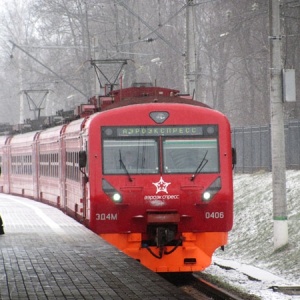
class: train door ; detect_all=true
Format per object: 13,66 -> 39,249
60,126 -> 67,212
32,132 -> 41,200
4,137 -> 12,194
79,133 -> 90,226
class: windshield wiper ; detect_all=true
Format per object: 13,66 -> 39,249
119,150 -> 133,182
190,150 -> 208,181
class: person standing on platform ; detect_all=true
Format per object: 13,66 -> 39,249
0,214 -> 4,235
0,165 -> 3,235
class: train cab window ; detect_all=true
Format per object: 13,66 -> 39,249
163,138 -> 219,174
103,139 -> 159,174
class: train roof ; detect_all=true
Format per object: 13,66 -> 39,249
0,135 -> 10,147
38,124 -> 66,140
102,95 -> 212,111
9,130 -> 40,145
0,86 -> 214,137
104,85 -> 211,110
63,117 -> 88,135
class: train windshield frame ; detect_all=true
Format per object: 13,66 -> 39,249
101,125 -> 220,175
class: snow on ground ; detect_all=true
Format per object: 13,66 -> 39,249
201,170 -> 300,299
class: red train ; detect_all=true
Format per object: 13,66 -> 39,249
0,84 -> 234,272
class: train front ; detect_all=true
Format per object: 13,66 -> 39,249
87,102 -> 234,272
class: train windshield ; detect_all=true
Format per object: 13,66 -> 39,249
163,138 -> 219,174
102,125 -> 219,175
103,139 -> 159,174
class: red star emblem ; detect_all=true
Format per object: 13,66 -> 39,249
152,177 -> 171,194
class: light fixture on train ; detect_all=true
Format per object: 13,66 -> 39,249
150,111 -> 169,124
203,191 -> 212,201
202,177 -> 221,202
206,126 -> 216,135
112,193 -> 122,202
102,178 -> 122,203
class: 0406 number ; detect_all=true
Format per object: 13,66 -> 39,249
205,212 -> 224,219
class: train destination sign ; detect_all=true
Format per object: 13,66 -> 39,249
102,125 -> 218,137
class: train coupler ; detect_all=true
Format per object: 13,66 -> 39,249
155,226 -> 175,248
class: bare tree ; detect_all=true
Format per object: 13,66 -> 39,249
0,0 -> 299,128
194,0 -> 270,126
0,0 -> 41,123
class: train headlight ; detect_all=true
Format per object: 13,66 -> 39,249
203,191 -> 212,201
202,177 -> 221,202
102,179 -> 123,203
112,193 -> 122,202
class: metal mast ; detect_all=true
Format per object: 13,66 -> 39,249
269,0 -> 288,249
185,0 -> 197,99
22,89 -> 49,120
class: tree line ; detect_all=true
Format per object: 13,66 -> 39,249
0,0 -> 299,127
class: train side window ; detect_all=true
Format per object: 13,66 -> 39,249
47,154 -> 50,176
18,155 -> 21,174
65,151 -> 80,182
75,152 -> 79,181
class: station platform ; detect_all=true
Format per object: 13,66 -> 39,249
0,194 -> 192,300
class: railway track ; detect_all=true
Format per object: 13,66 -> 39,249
163,272 -> 300,299
271,285 -> 300,296
161,272 -> 259,300
191,274 -> 246,299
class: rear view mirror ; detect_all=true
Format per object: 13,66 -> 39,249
79,151 -> 87,168
232,148 -> 237,167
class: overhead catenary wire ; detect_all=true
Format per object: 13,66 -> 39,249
116,0 -> 185,56
9,40 -> 89,99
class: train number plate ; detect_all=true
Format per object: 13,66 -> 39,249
205,212 -> 224,219
96,213 -> 118,221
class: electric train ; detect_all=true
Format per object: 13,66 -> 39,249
0,84 -> 235,272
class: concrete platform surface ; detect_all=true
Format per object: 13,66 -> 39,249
0,194 -> 192,300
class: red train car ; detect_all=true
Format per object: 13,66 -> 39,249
0,85 -> 234,273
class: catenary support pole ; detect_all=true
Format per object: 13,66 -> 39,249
185,0 -> 196,97
269,0 -> 288,249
